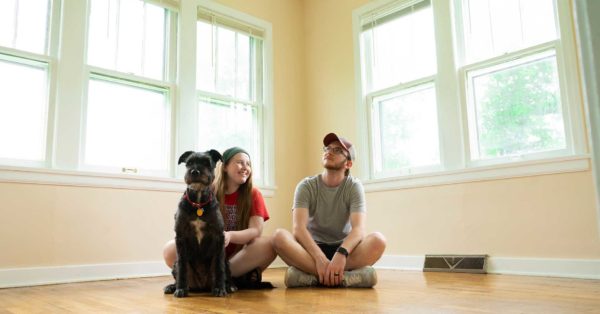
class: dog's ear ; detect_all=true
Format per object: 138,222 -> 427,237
206,149 -> 223,164
178,151 -> 195,165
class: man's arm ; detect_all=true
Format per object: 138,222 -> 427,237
326,212 -> 366,285
292,207 -> 331,284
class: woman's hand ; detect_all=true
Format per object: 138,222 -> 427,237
223,231 -> 231,247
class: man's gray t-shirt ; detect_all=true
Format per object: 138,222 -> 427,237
292,174 -> 366,245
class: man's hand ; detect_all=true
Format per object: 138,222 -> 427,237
325,253 -> 346,286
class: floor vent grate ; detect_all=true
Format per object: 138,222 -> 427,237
423,254 -> 487,274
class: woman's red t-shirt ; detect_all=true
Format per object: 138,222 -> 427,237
223,187 -> 269,258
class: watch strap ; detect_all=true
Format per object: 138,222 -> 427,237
336,246 -> 349,257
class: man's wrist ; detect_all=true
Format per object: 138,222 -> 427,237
336,246 -> 349,258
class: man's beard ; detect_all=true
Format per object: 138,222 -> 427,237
324,159 -> 346,172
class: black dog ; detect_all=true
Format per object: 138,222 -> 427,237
164,150 -> 236,297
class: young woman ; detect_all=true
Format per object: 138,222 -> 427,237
163,147 -> 276,286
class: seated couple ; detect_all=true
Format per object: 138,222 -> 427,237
163,133 -> 387,288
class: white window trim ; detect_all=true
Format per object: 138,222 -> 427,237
352,0 -> 589,192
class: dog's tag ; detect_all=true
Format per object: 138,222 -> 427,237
196,208 -> 204,217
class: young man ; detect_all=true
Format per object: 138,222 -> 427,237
272,132 -> 386,287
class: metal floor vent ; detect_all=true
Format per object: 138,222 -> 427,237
423,254 -> 488,274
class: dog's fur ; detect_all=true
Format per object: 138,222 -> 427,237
164,150 -> 235,297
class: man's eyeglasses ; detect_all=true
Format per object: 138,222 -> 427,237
323,146 -> 348,157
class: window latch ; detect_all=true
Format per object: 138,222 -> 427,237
122,167 -> 138,174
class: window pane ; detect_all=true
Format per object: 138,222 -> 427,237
373,84 -> 439,173
197,100 -> 260,178
215,27 -> 236,97
361,2 -> 436,91
85,78 -> 169,171
196,22 -> 255,101
236,33 -> 251,100
468,51 -> 565,160
0,0 -> 49,54
196,20 -> 215,92
0,57 -> 48,161
464,0 -> 557,62
88,0 -> 166,80
142,4 -> 166,79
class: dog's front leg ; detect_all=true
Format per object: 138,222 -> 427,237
211,243 -> 228,296
174,238 -> 189,298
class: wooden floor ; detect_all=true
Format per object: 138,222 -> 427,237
1,268 -> 599,313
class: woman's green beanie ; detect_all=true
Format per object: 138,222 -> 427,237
222,147 -> 250,164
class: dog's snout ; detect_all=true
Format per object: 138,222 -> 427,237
190,169 -> 200,176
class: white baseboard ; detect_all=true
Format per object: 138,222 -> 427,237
486,257 -> 600,279
373,255 -> 425,271
0,261 -> 171,288
2,256 -> 599,288
373,255 -> 600,280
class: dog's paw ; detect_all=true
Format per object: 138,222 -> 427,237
163,284 -> 176,294
211,287 -> 228,297
174,288 -> 189,298
227,283 -> 238,293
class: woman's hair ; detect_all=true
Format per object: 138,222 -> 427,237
213,149 -> 253,231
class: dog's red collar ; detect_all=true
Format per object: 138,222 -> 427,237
184,191 -> 212,217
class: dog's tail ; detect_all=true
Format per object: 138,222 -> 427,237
233,268 -> 275,290
237,280 -> 275,290
235,280 -> 275,290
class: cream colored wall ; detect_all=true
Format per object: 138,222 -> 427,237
303,0 -> 600,258
0,183 -> 176,267
2,0 -> 599,272
0,0 -> 306,269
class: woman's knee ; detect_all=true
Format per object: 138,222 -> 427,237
163,239 -> 176,268
254,236 -> 277,259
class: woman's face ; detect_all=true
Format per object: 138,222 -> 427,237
225,152 -> 251,187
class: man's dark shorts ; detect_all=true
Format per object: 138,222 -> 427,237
317,242 -> 340,260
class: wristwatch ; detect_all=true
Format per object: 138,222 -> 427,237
336,246 -> 349,258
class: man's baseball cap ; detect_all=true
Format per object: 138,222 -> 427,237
323,132 -> 356,161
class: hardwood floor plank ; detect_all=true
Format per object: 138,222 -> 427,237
0,268 -> 599,313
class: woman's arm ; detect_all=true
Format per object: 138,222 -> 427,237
226,215 -> 264,245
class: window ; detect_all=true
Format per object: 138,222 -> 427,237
459,0 -> 567,163
0,0 -> 50,55
83,0 -> 175,176
87,0 -> 166,80
466,50 -> 565,160
196,7 -> 266,184
354,0 -> 585,184
359,0 -> 440,177
84,77 -> 169,172
0,0 -> 52,165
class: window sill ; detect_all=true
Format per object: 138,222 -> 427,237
362,155 -> 590,192
0,165 -> 277,197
